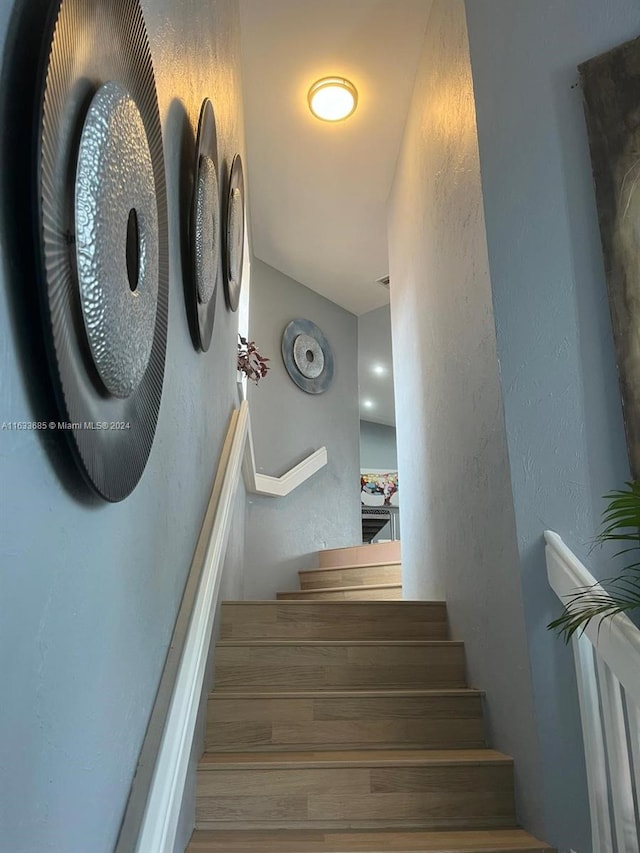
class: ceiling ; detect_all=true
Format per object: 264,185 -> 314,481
239,0 -> 432,316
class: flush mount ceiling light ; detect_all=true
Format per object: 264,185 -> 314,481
308,77 -> 358,122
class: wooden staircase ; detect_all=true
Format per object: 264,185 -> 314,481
187,544 -> 553,852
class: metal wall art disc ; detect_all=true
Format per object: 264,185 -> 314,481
75,81 -> 159,398
189,98 -> 220,351
37,0 -> 168,501
282,319 -> 334,394
224,153 -> 245,312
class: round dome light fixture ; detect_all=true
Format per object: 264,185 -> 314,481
308,77 -> 358,122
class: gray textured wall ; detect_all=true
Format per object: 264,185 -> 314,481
360,420 -> 397,470
465,1 -> 640,848
244,259 -> 361,599
0,1 -> 245,850
388,0 -> 543,836
357,303 -> 396,427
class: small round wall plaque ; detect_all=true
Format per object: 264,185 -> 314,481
188,98 -> 220,351
34,0 -> 168,502
282,319 -> 334,394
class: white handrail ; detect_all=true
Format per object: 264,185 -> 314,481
135,403 -> 248,852
131,400 -> 328,852
545,531 -> 640,707
545,530 -> 640,853
242,406 -> 328,497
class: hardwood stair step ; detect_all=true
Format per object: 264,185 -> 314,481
299,563 -> 402,590
195,749 -> 515,830
187,827 -> 555,852
206,688 -> 485,751
220,601 -> 448,641
277,583 -> 403,601
214,640 -> 467,690
318,542 -> 401,569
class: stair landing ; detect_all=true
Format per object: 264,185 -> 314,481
278,543 -> 402,601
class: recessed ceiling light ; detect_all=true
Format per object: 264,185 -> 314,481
308,77 -> 358,122
372,364 -> 386,376
362,399 -> 374,409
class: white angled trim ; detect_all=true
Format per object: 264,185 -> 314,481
135,402 -> 249,853
243,408 -> 328,497
251,448 -> 328,497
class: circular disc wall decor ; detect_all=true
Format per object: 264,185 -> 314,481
188,98 -> 220,351
282,319 -> 334,394
224,153 -> 245,312
34,0 -> 168,502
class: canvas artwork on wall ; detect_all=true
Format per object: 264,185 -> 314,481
361,469 -> 399,507
581,36 -> 640,478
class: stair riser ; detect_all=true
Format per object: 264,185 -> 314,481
220,603 -> 448,641
206,695 -> 485,751
187,828 -> 555,851
215,645 -> 466,690
196,764 -> 515,828
318,541 -> 401,568
277,586 -> 403,601
299,565 -> 401,590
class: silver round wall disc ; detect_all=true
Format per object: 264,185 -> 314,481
35,0 -> 169,502
194,155 -> 219,305
293,334 -> 324,379
188,98 -> 220,351
224,153 -> 245,312
75,81 -> 159,399
282,319 -> 334,394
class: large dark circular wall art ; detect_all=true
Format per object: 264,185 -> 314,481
188,98 -> 220,351
34,0 -> 168,502
224,153 -> 245,312
282,319 -> 334,394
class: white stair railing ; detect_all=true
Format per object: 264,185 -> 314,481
545,531 -> 640,853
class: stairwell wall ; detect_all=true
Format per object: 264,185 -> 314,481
0,1 -> 246,851
387,0 -> 544,838
244,258 -> 361,599
464,2 -> 640,849
360,421 -> 397,470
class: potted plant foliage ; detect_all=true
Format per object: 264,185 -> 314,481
549,481 -> 640,641
237,335 -> 270,385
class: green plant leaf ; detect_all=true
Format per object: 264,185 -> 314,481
549,481 -> 640,642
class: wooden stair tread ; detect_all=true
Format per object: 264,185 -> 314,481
209,688 -> 484,699
199,749 -> 511,769
222,600 -> 443,606
279,583 -> 402,595
217,640 -> 462,647
300,561 -> 402,574
187,827 -> 554,852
